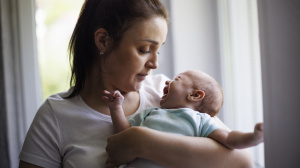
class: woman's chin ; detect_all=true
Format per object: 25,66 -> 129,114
127,80 -> 143,91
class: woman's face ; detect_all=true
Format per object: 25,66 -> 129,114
102,16 -> 168,92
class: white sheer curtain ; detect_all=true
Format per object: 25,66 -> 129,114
1,0 -> 40,167
169,1 -> 264,166
218,0 -> 264,167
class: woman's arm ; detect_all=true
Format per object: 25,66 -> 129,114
19,160 -> 43,168
105,127 -> 254,168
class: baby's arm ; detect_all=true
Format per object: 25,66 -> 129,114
102,90 -> 130,133
208,122 -> 264,149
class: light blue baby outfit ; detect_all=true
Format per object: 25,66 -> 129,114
123,107 -> 220,168
129,107 -> 220,137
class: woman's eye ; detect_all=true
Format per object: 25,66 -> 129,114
157,51 -> 160,55
139,50 -> 151,54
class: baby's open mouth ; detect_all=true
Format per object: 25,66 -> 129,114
162,85 -> 169,97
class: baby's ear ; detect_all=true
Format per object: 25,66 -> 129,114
188,90 -> 205,101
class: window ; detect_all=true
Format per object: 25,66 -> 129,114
36,0 -> 84,100
218,1 -> 264,167
170,1 -> 264,167
3,0 -> 297,167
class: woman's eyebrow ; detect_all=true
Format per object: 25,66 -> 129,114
139,39 -> 165,45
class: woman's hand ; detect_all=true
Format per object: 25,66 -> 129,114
105,127 -> 146,168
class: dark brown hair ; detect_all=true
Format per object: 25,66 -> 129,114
67,0 -> 168,98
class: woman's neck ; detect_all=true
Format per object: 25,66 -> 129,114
80,73 -> 140,116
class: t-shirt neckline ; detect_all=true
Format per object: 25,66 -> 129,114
76,89 -> 145,120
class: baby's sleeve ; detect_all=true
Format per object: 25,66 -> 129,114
198,113 -> 221,137
128,107 -> 156,127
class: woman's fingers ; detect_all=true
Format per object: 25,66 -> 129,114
105,128 -> 143,166
105,159 -> 117,168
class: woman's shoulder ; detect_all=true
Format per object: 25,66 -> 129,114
44,87 -> 78,105
46,87 -> 74,100
38,87 -> 81,116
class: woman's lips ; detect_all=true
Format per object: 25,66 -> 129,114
137,74 -> 147,80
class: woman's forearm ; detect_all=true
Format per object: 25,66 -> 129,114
105,127 -> 254,168
139,127 -> 254,168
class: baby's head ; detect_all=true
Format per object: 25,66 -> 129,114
160,70 -> 223,117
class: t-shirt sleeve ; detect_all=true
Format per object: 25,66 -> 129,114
19,100 -> 62,168
199,113 -> 221,137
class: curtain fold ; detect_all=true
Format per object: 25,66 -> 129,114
1,0 -> 27,167
0,0 -> 11,164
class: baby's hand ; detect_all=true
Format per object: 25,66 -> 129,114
102,90 -> 124,109
253,122 -> 264,144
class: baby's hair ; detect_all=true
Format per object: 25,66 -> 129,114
193,71 -> 223,117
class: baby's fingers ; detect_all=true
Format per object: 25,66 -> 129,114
102,95 -> 110,103
103,90 -> 111,96
103,90 -> 114,101
113,90 -> 122,97
255,122 -> 264,131
254,123 -> 264,143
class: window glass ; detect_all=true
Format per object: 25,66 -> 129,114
35,0 -> 84,100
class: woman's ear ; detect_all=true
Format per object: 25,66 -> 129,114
187,90 -> 205,102
94,28 -> 109,53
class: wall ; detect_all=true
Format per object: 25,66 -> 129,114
170,0 -> 221,82
257,0 -> 300,167
153,0 -> 175,78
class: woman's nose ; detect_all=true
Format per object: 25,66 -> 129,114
146,53 -> 159,69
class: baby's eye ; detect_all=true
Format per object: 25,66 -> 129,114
173,75 -> 181,80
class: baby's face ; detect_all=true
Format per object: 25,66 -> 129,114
160,71 -> 196,109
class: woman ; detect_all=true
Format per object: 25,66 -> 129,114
19,0 -> 253,167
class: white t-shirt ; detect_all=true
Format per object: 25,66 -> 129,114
19,74 -> 169,168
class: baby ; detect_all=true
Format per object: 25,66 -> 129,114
103,70 -> 263,166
